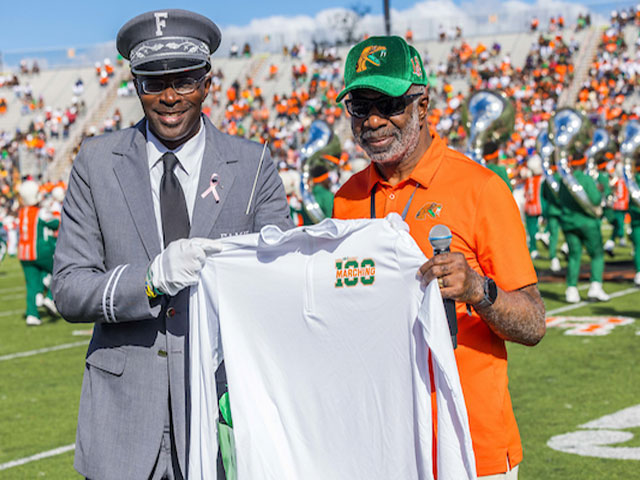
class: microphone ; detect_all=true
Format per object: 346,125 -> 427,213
428,225 -> 458,349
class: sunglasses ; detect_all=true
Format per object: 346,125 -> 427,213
344,93 -> 423,119
137,74 -> 207,95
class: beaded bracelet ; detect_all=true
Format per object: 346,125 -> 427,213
145,269 -> 164,298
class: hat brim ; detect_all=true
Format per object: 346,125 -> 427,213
132,58 -> 210,76
336,75 -> 412,102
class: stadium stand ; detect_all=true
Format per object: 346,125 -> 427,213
2,9 -> 639,226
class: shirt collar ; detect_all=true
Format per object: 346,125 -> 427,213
146,116 -> 206,176
364,131 -> 447,192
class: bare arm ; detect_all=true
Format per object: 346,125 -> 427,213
419,252 -> 546,346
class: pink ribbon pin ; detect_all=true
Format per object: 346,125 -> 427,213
200,173 -> 220,202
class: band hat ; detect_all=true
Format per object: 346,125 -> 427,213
116,9 -> 221,76
337,36 -> 427,102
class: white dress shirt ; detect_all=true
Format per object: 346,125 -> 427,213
146,117 -> 206,246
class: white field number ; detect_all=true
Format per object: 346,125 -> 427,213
548,405 -> 640,460
546,316 -> 635,336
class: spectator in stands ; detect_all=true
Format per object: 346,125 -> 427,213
405,28 -> 413,42
530,16 -> 539,32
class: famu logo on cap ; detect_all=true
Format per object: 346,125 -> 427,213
356,45 -> 387,73
337,36 -> 427,102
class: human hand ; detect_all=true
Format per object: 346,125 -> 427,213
148,238 -> 222,296
418,251 -> 484,304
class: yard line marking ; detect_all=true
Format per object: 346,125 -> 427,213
0,341 -> 89,362
547,287 -> 639,316
0,293 -> 27,301
0,285 -> 26,294
0,309 -> 24,317
0,444 -> 75,470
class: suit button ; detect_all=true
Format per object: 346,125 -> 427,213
158,350 -> 168,357
167,307 -> 176,318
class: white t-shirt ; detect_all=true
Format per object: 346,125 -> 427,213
189,214 -> 476,480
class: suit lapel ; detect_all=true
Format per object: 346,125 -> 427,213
113,121 -> 162,260
190,119 -> 236,238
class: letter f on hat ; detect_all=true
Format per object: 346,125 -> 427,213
155,12 -> 168,36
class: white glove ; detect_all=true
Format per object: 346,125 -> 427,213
149,238 -> 222,296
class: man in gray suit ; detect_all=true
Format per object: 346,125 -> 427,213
52,9 -> 291,480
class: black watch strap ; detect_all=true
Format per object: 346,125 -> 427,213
475,276 -> 497,310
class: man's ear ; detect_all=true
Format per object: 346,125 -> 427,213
203,75 -> 212,100
418,90 -> 429,122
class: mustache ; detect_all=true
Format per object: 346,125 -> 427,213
358,126 -> 401,141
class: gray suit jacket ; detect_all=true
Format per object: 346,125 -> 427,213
52,116 -> 292,480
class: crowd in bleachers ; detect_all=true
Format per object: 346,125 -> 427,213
0,57 -> 122,208
2,8 -> 640,272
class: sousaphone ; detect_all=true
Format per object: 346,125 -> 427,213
585,128 -> 615,182
549,108 -> 602,218
620,120 -> 640,208
299,120 -> 342,224
536,130 -> 560,199
461,89 -> 515,165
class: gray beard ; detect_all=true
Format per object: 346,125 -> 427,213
356,107 -> 421,166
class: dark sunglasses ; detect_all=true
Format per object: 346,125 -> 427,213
344,93 -> 422,119
137,74 -> 207,95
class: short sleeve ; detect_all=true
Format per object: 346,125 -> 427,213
474,175 -> 537,291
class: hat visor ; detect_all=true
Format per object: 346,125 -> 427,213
131,58 -> 210,76
337,75 -> 413,102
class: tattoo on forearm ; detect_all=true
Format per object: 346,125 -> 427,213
480,285 -> 546,346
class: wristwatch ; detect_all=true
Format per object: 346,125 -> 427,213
474,276 -> 497,310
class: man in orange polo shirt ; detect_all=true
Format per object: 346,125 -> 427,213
334,36 -> 546,479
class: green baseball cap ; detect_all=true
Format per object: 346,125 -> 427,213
337,35 -> 427,102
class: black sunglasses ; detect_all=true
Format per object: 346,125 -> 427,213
137,74 -> 207,95
344,93 -> 423,119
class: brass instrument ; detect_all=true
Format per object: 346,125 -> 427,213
549,108 -> 602,218
620,120 -> 640,208
461,89 -> 515,165
585,128 -> 615,182
536,130 -> 560,198
299,120 -> 342,224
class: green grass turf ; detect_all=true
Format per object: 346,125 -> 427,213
0,228 -> 638,478
0,256 -> 84,479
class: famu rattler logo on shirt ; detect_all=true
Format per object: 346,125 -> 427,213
335,257 -> 376,287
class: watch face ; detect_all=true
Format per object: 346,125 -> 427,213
487,277 -> 498,303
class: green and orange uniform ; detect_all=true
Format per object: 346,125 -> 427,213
524,173 -> 544,252
334,131 -> 537,476
0,220 -> 6,264
628,172 -> 640,274
610,176 -> 629,244
557,169 -> 603,287
301,183 -> 334,226
541,172 -> 563,261
18,206 -> 59,318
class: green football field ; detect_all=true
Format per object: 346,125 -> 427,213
0,234 -> 638,479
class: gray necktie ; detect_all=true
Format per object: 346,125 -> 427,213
160,152 -> 190,248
